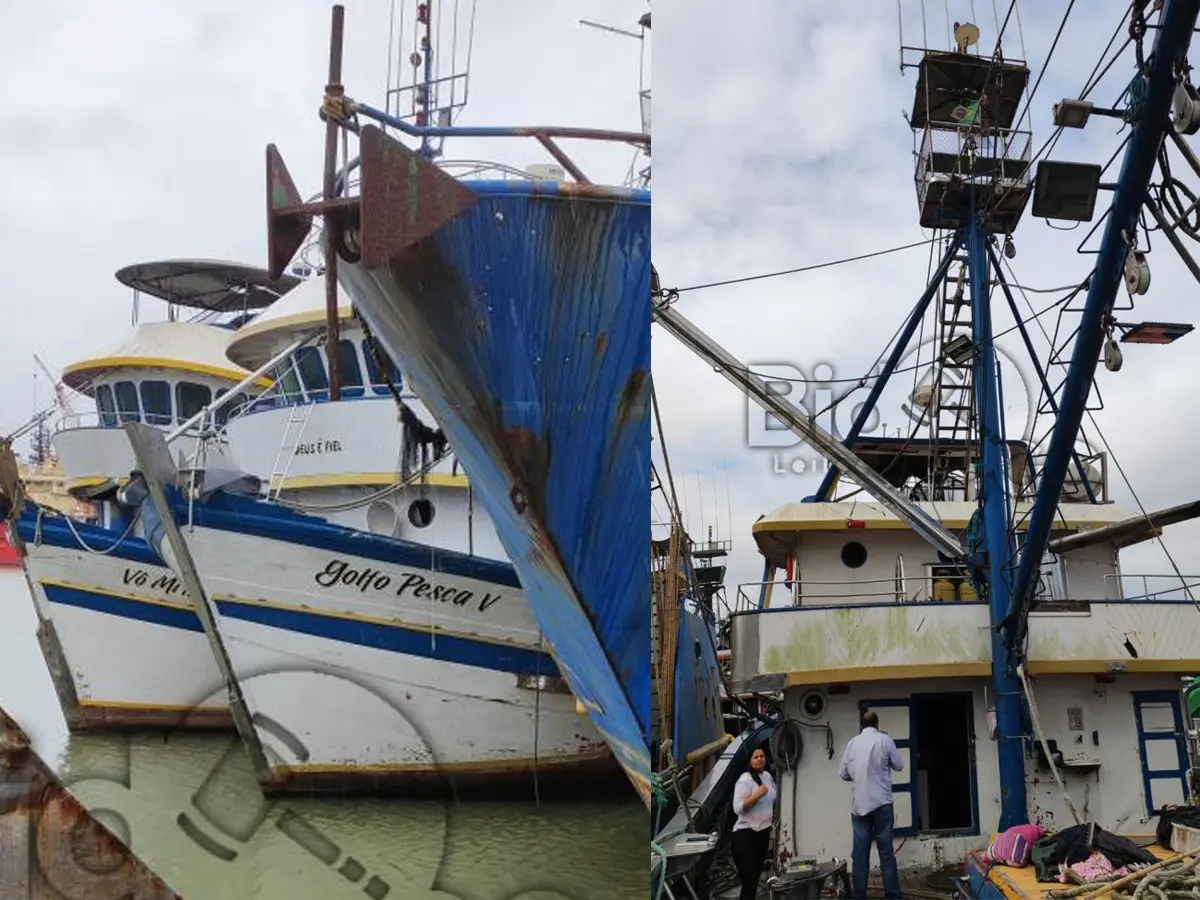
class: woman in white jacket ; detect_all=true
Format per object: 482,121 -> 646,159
730,746 -> 777,900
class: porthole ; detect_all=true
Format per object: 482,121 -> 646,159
408,498 -> 435,528
841,541 -> 867,569
365,501 -> 398,536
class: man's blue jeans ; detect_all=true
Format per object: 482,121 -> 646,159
851,803 -> 900,899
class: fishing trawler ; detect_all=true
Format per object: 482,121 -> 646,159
653,4 -> 1200,898
126,275 -> 619,796
4,259 -> 292,730
257,3 -> 654,800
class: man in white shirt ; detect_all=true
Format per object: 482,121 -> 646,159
839,709 -> 904,899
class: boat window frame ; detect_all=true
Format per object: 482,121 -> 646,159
113,380 -> 141,425
175,381 -> 213,424
138,380 -> 173,426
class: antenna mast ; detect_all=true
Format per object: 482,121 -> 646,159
386,0 -> 476,159
580,8 -> 651,186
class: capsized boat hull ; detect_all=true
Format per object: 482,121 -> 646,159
338,172 -> 652,800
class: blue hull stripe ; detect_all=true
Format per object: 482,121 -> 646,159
42,583 -> 203,632
40,582 -> 556,678
214,600 -> 559,678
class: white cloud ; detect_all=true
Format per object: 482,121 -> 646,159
653,0 -> 1200,600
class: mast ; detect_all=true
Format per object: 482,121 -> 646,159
1005,0 -> 1200,653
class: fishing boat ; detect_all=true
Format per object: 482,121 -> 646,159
653,4 -> 1200,897
3,259 -> 294,729
260,2 -> 654,801
125,275 -> 620,796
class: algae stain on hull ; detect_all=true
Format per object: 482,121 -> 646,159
763,606 -> 991,673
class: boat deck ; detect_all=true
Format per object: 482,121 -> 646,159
964,839 -> 1174,900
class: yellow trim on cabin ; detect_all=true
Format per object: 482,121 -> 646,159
210,593 -> 530,652
39,577 -> 192,611
77,700 -> 225,714
271,746 -> 613,777
783,659 -> 1200,687
1025,658 -> 1200,675
227,306 -> 353,350
275,472 -> 469,490
62,356 -> 273,389
786,662 -> 992,686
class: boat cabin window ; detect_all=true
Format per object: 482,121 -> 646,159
212,391 -> 250,427
95,384 -> 117,427
139,381 -> 172,426
337,339 -> 364,398
175,382 -> 212,423
273,360 -> 304,404
114,381 -> 141,424
295,347 -> 329,402
362,339 -> 402,395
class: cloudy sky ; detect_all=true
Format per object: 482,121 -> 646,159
652,0 -> 1200,604
0,0 -> 646,429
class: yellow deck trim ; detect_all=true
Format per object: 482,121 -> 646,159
272,746 -> 613,777
39,577 -> 193,611
978,836 -> 1169,899
62,356 -> 272,388
211,593 -> 534,653
78,700 -> 225,714
786,662 -> 991,686
1025,658 -> 1200,675
276,472 -> 469,490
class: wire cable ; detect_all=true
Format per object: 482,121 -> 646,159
667,238 -> 939,294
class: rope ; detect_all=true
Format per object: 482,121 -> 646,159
1046,852 -> 1200,899
1123,72 -> 1148,124
651,839 -> 669,900
58,506 -> 140,556
1016,664 -> 1082,825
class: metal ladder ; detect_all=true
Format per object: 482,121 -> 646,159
267,402 -> 315,500
931,244 -> 977,498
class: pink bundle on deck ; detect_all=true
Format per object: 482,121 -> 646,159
986,824 -> 1047,867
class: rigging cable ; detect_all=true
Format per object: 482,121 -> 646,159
666,238 -> 939,294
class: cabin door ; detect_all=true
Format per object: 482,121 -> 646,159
1132,690 -> 1190,817
857,699 -> 917,836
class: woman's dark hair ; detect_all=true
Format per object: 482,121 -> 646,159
747,747 -> 765,785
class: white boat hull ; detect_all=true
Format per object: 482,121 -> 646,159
18,539 -> 229,729
173,520 -> 618,794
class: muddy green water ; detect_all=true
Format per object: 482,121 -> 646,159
0,572 -> 645,899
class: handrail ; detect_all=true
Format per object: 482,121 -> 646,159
732,572 -> 1200,608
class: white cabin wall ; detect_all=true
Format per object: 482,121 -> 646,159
1020,673 -> 1182,834
793,532 -> 943,604
1060,543 -> 1120,601
779,677 -> 997,871
778,674 -> 1182,874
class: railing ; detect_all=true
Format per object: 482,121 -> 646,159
732,571 -> 1200,611
1104,573 -> 1200,602
914,120 -> 1033,217
735,569 -> 990,609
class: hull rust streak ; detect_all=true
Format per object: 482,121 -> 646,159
0,705 -> 184,898
327,127 -> 652,800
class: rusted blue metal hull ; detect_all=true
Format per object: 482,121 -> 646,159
339,178 -> 651,801
0,704 -> 184,898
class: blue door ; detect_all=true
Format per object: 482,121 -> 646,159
857,699 -> 917,836
1132,690 -> 1190,817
